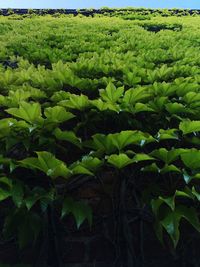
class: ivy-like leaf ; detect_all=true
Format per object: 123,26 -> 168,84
62,197 -> 92,228
161,209 -> 181,247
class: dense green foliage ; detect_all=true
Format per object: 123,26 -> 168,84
1,13 -> 200,258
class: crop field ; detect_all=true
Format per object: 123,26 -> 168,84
1,12 -> 200,266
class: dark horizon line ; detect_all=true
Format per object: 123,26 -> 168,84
1,8 -> 200,10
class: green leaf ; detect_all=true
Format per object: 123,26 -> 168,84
160,164 -> 181,174
70,165 -> 94,176
159,195 -> 175,211
176,205 -> 200,232
54,128 -> 81,148
62,197 -> 92,228
161,210 -> 181,247
124,72 -> 141,86
19,152 -> 71,179
25,187 -> 54,211
134,103 -> 155,113
106,153 -> 134,169
112,131 -> 155,151
141,163 -> 160,173
175,187 -> 194,200
99,82 -> 124,103
6,101 -> 43,124
132,153 -> 155,163
123,87 -> 151,106
89,131 -> 154,154
151,148 -> 186,164
44,106 -> 75,123
78,156 -> 103,172
166,102 -> 193,115
88,133 -> 115,154
181,149 -> 200,170
73,201 -> 93,229
156,128 -> 179,141
91,98 -> 120,112
59,94 -> 90,111
179,120 -> 200,135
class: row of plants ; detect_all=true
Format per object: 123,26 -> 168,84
1,8 -> 200,18
1,14 -> 200,265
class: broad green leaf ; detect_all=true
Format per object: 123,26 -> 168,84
134,103 -> 155,113
7,89 -> 31,107
166,102 -> 193,115
141,163 -> 160,173
156,128 -> 179,141
149,96 -> 168,112
44,106 -> 75,124
111,131 -> 155,151
54,128 -> 81,148
80,156 -> 103,172
179,120 -> 200,135
19,152 -> 71,179
99,82 -> 124,103
151,148 -> 186,164
124,72 -> 141,86
6,101 -> 43,124
70,165 -> 94,176
51,91 -> 71,102
106,153 -> 134,169
132,153 -> 155,163
181,149 -> 200,170
160,164 -> 181,174
91,98 -> 120,112
88,133 -> 115,154
123,87 -> 151,105
59,94 -> 90,111
89,131 -> 155,154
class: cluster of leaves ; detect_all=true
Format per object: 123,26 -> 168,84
1,14 -> 200,255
